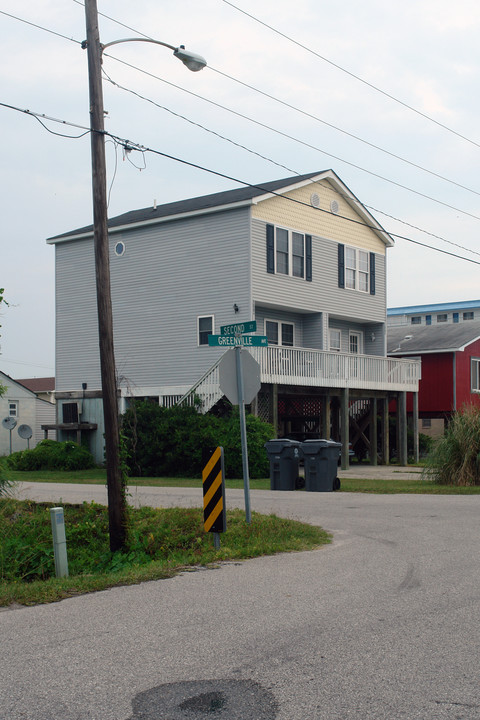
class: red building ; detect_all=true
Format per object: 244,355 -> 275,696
387,321 -> 480,431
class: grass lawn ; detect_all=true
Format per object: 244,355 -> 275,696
9,468 -> 480,494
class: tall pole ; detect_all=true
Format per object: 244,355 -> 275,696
84,0 -> 126,551
235,346 -> 252,524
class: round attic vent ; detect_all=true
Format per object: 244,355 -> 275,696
330,200 -> 339,214
310,193 -> 320,208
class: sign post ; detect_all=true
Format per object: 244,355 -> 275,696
214,321 -> 267,524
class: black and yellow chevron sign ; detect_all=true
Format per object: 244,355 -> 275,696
202,446 -> 226,534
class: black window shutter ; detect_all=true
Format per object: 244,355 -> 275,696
370,252 -> 376,295
266,224 -> 275,274
305,234 -> 312,281
338,244 -> 345,288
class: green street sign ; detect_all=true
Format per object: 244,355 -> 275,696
220,320 -> 257,336
208,334 -> 268,347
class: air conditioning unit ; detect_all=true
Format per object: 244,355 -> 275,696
62,402 -> 83,423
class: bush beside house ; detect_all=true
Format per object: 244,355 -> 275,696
121,401 -> 273,479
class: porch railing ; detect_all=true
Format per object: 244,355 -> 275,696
177,345 -> 420,413
250,345 -> 421,392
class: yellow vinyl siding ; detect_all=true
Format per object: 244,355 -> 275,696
251,179 -> 386,254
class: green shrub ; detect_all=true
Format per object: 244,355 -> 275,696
7,439 -> 95,472
423,404 -> 480,485
121,401 -> 273,479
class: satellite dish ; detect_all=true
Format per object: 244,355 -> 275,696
18,424 -> 33,440
2,417 -> 17,430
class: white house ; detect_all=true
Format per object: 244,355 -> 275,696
47,170 -> 420,466
0,372 -> 56,455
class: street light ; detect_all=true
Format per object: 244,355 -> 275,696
83,0 -> 206,551
101,38 -> 207,72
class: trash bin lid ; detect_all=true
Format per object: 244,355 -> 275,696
265,438 -> 302,449
301,439 -> 341,454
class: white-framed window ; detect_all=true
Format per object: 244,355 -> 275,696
345,246 -> 369,292
198,315 -> 214,346
275,227 -> 305,278
471,358 -> 480,393
265,320 -> 294,347
411,316 -> 421,325
329,329 -> 341,352
349,331 -> 363,354
464,311 -> 474,321
8,401 -> 18,417
437,314 -> 448,323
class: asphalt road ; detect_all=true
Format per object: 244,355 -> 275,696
2,481 -> 480,719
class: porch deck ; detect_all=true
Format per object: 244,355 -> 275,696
179,346 -> 420,412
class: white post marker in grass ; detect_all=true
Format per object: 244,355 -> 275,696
50,507 -> 69,578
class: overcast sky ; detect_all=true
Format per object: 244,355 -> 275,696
1,0 -> 480,378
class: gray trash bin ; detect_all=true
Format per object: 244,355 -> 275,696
301,439 -> 342,492
264,439 -> 302,491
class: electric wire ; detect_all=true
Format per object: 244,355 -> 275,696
0,9 -> 82,45
74,1 -> 480,198
2,99 -> 479,265
103,54 -> 480,223
5,6 -> 480,207
100,69 -> 480,259
103,136 -> 480,266
70,1 -> 480,198
221,0 -> 480,151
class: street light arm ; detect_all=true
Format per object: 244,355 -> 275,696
101,37 -> 176,53
100,38 -> 207,71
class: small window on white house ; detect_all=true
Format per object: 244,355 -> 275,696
437,314 -> 448,323
472,358 -> 480,393
464,311 -> 474,321
422,418 -> 432,428
329,329 -> 341,352
411,316 -> 421,325
198,315 -> 214,345
265,320 -> 294,346
8,402 -> 18,417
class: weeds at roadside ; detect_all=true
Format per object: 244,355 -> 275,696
0,498 -> 330,607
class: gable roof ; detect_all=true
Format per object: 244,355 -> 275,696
16,377 -> 55,393
47,169 -> 393,247
0,371 -> 37,398
387,321 -> 480,355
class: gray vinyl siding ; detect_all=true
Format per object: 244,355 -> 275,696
55,208 -> 251,391
254,307 -> 325,350
35,399 -> 56,444
251,218 -> 386,324
328,319 -> 384,355
255,307 -> 306,346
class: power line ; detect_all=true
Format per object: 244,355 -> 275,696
103,53 -> 480,224
0,9 -> 82,45
73,2 -> 480,198
6,6 -> 480,208
221,0 -> 480,151
101,70 -> 480,260
3,99 -> 479,266
108,137 -> 480,266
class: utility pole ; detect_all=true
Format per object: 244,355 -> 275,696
84,0 -> 127,552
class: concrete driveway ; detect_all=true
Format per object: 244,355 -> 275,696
2,480 -> 480,719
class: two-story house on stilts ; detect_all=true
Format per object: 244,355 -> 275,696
48,170 -> 420,468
